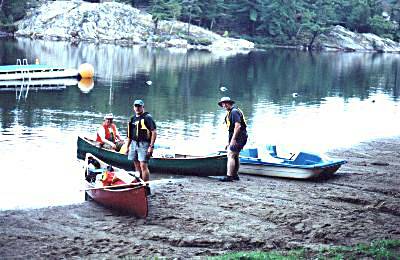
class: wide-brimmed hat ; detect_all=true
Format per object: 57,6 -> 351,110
218,97 -> 235,107
104,113 -> 114,120
133,99 -> 144,106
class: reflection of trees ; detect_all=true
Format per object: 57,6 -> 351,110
15,38 -> 238,79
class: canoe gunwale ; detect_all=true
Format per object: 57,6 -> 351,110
77,136 -> 228,176
81,136 -> 226,160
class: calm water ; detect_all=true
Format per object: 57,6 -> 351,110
1,38 -> 399,210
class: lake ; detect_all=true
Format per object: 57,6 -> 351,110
0,38 -> 399,210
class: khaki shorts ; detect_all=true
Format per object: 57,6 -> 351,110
128,141 -> 150,162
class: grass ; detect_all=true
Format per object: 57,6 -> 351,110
210,239 -> 400,260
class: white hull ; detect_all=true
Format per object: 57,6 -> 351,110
239,164 -> 330,179
0,69 -> 78,81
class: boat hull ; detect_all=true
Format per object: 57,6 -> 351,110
77,136 -> 227,176
239,147 -> 346,179
85,182 -> 148,218
239,163 -> 342,179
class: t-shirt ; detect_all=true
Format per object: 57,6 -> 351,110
228,107 -> 247,141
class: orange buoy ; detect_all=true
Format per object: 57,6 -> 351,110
78,78 -> 94,93
78,63 -> 94,79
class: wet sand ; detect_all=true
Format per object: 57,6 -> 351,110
1,137 -> 399,259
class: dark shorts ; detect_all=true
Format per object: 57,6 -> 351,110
229,134 -> 247,153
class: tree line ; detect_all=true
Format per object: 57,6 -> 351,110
1,0 -> 399,47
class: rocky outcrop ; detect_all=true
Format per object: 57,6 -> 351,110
15,0 -> 254,53
317,25 -> 400,53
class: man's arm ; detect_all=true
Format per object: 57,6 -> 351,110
230,122 -> 241,146
98,127 -> 116,149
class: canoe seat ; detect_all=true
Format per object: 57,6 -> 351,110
240,148 -> 258,158
265,144 -> 277,157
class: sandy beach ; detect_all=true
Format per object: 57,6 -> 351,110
1,137 -> 399,259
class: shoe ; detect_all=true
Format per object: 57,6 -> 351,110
219,175 -> 240,182
145,186 -> 151,196
232,175 -> 240,181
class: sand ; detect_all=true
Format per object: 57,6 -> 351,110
1,137 -> 399,259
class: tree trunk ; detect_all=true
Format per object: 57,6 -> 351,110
169,21 -> 175,34
187,15 -> 192,36
308,32 -> 318,50
154,19 -> 159,35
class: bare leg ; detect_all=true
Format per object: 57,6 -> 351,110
227,150 -> 238,177
139,162 -> 150,182
133,161 -> 141,176
233,154 -> 240,176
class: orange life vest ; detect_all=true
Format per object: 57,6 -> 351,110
96,123 -> 117,144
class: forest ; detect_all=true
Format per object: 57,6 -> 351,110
1,0 -> 399,46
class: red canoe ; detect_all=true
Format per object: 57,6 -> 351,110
84,153 -> 148,218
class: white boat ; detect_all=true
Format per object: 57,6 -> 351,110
239,145 -> 346,179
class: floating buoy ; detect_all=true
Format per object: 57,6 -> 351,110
146,80 -> 152,86
220,86 -> 228,92
292,93 -> 298,98
78,78 -> 94,93
78,63 -> 94,79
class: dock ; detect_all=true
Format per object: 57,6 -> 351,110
0,64 -> 79,81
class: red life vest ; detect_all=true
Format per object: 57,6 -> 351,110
101,171 -> 125,186
96,123 -> 117,144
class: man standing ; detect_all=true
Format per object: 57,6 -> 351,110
126,100 -> 157,182
96,113 -> 124,151
218,97 -> 248,182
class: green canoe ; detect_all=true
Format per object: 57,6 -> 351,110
77,136 -> 227,176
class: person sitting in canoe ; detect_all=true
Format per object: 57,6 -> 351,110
96,113 -> 124,151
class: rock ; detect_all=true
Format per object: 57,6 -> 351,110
15,0 -> 254,54
317,25 -> 400,53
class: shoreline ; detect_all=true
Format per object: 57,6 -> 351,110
1,136 -> 399,258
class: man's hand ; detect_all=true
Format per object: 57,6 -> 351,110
146,146 -> 154,160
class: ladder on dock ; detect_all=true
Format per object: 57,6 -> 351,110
16,59 -> 31,100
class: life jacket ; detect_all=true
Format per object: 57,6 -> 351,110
101,170 -> 125,186
127,112 -> 151,142
224,107 -> 247,132
96,123 -> 117,144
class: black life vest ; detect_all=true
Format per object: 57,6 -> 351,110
128,112 -> 151,142
224,107 -> 247,133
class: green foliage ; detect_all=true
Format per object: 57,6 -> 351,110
368,15 -> 397,37
210,239 -> 400,260
0,0 -> 27,25
185,36 -> 212,45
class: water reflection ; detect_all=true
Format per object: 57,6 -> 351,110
0,38 -> 399,209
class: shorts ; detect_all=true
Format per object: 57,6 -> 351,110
128,141 -> 150,162
229,134 -> 247,153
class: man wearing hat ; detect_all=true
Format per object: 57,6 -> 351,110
218,97 -> 248,181
126,99 -> 157,182
96,113 -> 124,151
